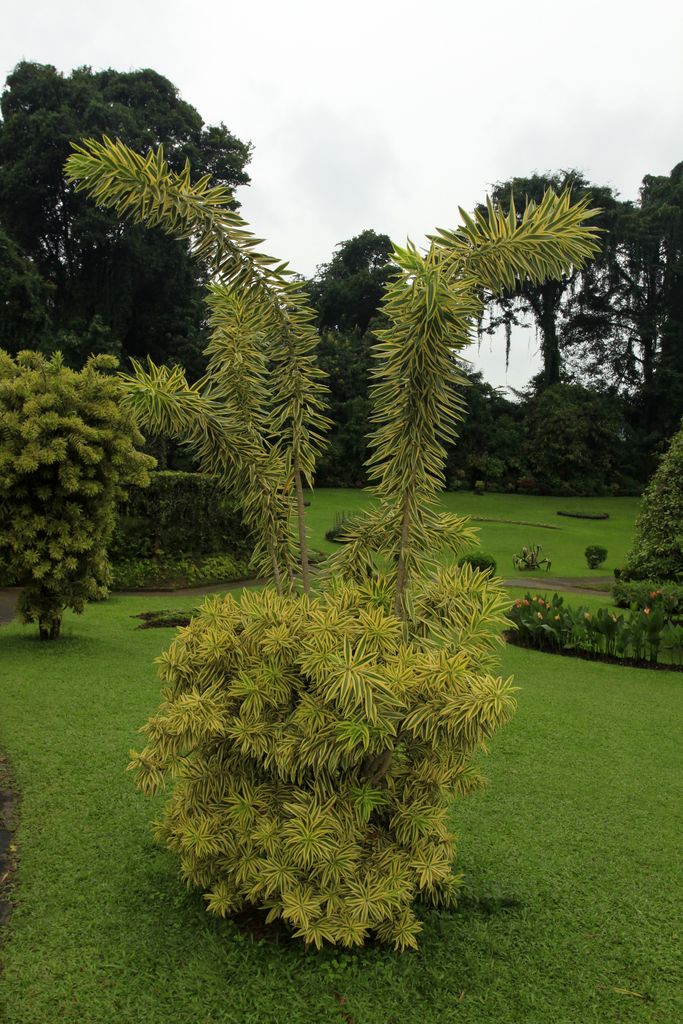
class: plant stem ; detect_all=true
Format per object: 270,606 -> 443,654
267,537 -> 283,596
293,458 -> 310,595
393,491 -> 411,618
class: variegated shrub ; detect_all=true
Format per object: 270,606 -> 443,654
66,138 -> 599,948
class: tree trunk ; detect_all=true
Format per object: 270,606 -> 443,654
539,283 -> 561,386
293,459 -> 310,595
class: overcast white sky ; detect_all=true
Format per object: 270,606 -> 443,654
3,0 -> 682,390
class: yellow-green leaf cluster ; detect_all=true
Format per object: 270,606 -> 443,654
129,567 -> 515,949
0,350 -> 154,637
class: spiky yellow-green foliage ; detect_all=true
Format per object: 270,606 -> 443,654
330,191 -> 600,613
65,137 -> 329,592
67,141 -> 600,948
129,565 -> 515,950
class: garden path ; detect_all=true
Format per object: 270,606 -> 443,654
0,577 -> 613,627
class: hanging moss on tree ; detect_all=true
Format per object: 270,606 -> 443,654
0,351 -> 154,638
66,138 -> 599,948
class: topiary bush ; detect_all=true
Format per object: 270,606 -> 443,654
622,417 -> 683,581
132,567 -> 514,949
0,350 -> 153,638
457,550 -> 497,574
69,137 -> 599,948
585,545 -> 608,569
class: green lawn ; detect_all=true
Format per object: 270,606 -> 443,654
307,489 -> 640,579
1,592 -> 681,1024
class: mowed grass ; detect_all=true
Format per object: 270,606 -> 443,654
1,593 -> 681,1024
307,489 -> 640,579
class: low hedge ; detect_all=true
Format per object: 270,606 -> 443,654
111,553 -> 251,591
111,471 -> 251,562
612,579 -> 683,616
557,510 -> 609,520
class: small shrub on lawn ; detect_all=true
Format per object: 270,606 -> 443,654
325,511 -> 355,543
0,351 -> 153,639
457,550 -> 497,574
512,543 -> 551,572
585,545 -> 608,569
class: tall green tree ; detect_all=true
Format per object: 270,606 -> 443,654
308,229 -> 394,334
0,62 -> 251,375
480,171 -> 618,387
564,163 -> 683,441
0,224 -> 51,352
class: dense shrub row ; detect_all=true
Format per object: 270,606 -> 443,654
612,580 -> 683,617
508,593 -> 683,666
111,471 -> 251,561
111,553 -> 250,590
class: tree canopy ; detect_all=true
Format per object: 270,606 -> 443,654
0,62 -> 252,375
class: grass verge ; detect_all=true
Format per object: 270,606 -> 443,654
0,593 -> 680,1024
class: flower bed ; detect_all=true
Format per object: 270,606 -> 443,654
507,593 -> 683,669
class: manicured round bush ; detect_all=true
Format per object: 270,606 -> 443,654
0,350 -> 153,638
457,550 -> 497,574
585,545 -> 608,569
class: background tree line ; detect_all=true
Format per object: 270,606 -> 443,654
1,61 -> 681,495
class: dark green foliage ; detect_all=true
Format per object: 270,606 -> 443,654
110,470 -> 251,561
584,545 -> 608,569
563,162 -> 683,446
612,579 -> 683,617
623,417 -> 683,581
315,331 -> 373,486
0,62 -> 251,377
110,553 -> 250,590
0,225 -> 51,353
325,511 -> 355,543
557,510 -> 609,520
481,171 -> 619,387
522,384 -> 628,496
308,230 -> 394,335
0,350 -> 153,637
457,551 -> 497,574
445,370 -> 524,491
508,592 -> 683,666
